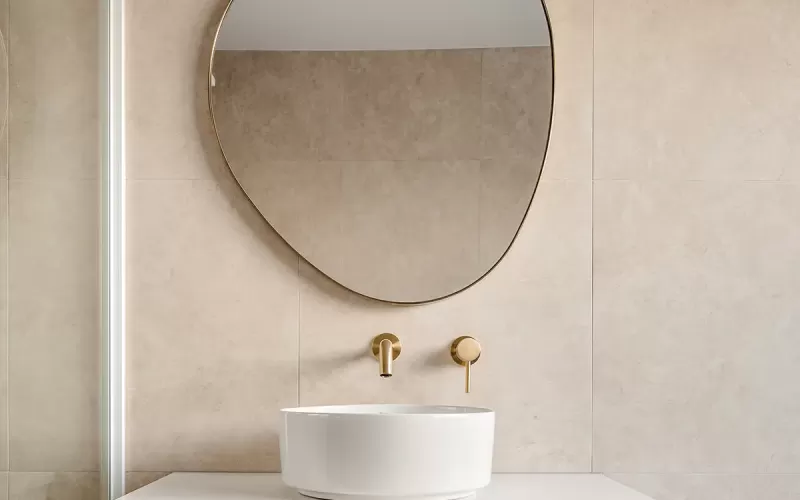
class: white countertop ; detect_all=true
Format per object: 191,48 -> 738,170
122,473 -> 655,500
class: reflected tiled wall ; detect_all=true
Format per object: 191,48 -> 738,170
126,0 -> 800,499
211,48 -> 552,301
1,0 -> 101,498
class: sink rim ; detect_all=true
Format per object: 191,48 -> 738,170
282,403 -> 493,416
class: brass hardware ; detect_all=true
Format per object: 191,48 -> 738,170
450,336 -> 482,393
371,333 -> 401,377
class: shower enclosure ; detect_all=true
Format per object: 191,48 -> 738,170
0,0 -> 125,498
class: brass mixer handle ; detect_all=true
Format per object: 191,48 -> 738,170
450,336 -> 481,393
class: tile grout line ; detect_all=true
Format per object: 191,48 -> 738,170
590,0 -> 596,474
4,0 -> 9,481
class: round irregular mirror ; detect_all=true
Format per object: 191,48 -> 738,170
210,0 -> 553,303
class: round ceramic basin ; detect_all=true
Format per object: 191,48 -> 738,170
280,404 -> 495,500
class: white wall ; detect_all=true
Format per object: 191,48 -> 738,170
215,0 -> 551,51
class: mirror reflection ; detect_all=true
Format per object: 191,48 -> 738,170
211,0 -> 553,303
0,22 -> 7,145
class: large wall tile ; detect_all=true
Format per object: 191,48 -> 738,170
0,473 -> 6,500
0,0 -> 8,179
128,0 -> 228,179
8,181 -> 98,471
340,50 -> 482,161
594,181 -> 800,473
212,51 -> 346,162
595,0 -> 800,180
539,0 -> 592,180
127,179 -> 300,471
298,180 -> 592,472
9,0 -> 98,180
8,473 -> 98,500
481,47 -> 552,162
609,474 -> 800,500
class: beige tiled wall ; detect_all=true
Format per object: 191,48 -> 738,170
2,0 -> 101,498
126,0 -> 800,499
592,0 -> 800,497
127,0 -> 592,475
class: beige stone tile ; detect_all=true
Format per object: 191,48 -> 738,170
128,0 -> 229,179
0,181 -> 6,471
479,158 -> 542,270
233,161 -> 344,277
609,474 -> 800,500
8,473 -> 99,500
212,51 -> 346,162
595,0 -> 800,180
339,50 -> 482,161
0,473 -> 6,500
8,180 -> 98,471
9,0 -> 98,180
539,0 -> 592,180
127,179 -> 299,472
594,181 -> 800,473
125,472 -> 170,494
299,180 -> 592,471
338,160 -> 481,303
481,47 -> 552,162
0,0 -> 8,179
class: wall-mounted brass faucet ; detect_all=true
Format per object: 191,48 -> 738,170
451,336 -> 482,393
371,333 -> 401,377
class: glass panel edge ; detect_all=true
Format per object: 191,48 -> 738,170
100,0 -> 126,498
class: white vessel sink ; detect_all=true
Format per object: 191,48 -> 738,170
280,405 -> 495,500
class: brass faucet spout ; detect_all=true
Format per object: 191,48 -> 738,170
371,333 -> 401,377
379,339 -> 393,377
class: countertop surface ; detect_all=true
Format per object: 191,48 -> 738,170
122,473 -> 655,500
